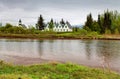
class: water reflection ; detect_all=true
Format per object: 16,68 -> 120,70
37,40 -> 44,58
96,40 -> 120,62
83,40 -> 93,60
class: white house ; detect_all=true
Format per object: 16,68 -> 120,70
45,22 -> 73,32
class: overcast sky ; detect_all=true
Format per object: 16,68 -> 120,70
0,0 -> 120,26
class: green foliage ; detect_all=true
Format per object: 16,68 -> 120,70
72,28 -> 88,36
37,14 -> 45,30
114,28 -> 119,34
83,10 -> 120,34
105,29 -> 112,35
110,11 -> 120,34
84,13 -> 93,31
49,19 -> 54,30
72,27 -> 79,32
103,10 -> 112,33
0,23 -> 42,34
0,61 -> 120,79
92,21 -> 101,33
77,29 -> 88,35
0,26 -> 26,34
27,27 -> 39,34
87,31 -> 99,38
0,74 -> 32,79
5,23 -> 13,28
83,26 -> 91,32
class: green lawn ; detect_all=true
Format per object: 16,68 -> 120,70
0,61 -> 120,79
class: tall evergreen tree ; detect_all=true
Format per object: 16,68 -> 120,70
98,14 -> 101,27
37,15 -> 45,30
97,14 -> 103,33
49,18 -> 54,29
84,13 -> 93,31
103,11 -> 112,33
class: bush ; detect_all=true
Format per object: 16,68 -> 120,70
87,31 -> 99,38
105,29 -> 111,35
114,28 -> 119,35
5,23 -> 13,28
78,29 -> 88,35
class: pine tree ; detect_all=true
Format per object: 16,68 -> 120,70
98,14 -> 101,27
49,18 -> 54,29
84,13 -> 93,31
103,11 -> 112,33
97,14 -> 103,33
37,15 -> 45,30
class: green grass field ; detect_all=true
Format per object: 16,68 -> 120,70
0,61 -> 120,79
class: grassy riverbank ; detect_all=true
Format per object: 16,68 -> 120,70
0,31 -> 100,39
0,24 -> 120,40
0,32 -> 120,40
0,61 -> 120,79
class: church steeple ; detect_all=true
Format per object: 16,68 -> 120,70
18,19 -> 22,26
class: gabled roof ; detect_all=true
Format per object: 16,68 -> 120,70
45,21 -> 73,29
54,22 -> 59,28
66,21 -> 72,29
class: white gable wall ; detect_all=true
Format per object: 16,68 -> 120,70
45,23 -> 72,32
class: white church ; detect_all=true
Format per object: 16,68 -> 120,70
45,21 -> 73,32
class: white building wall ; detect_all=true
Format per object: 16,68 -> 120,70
45,23 -> 72,32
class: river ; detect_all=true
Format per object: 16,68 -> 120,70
0,38 -> 120,72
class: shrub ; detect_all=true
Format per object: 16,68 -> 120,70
105,29 -> 111,35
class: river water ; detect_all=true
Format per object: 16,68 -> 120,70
0,39 -> 120,72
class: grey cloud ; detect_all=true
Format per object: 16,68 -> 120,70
0,0 -> 120,25
1,0 -> 120,10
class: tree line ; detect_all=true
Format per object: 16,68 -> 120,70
36,15 -> 68,31
37,10 -> 120,34
83,10 -> 120,34
1,10 -> 120,35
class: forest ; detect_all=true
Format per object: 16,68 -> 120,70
84,10 -> 120,34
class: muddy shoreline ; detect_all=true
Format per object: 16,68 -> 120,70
1,55 -> 120,74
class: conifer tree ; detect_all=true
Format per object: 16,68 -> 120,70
97,14 -> 103,33
84,13 -> 93,31
103,11 -> 112,33
37,15 -> 45,30
49,18 -> 54,29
